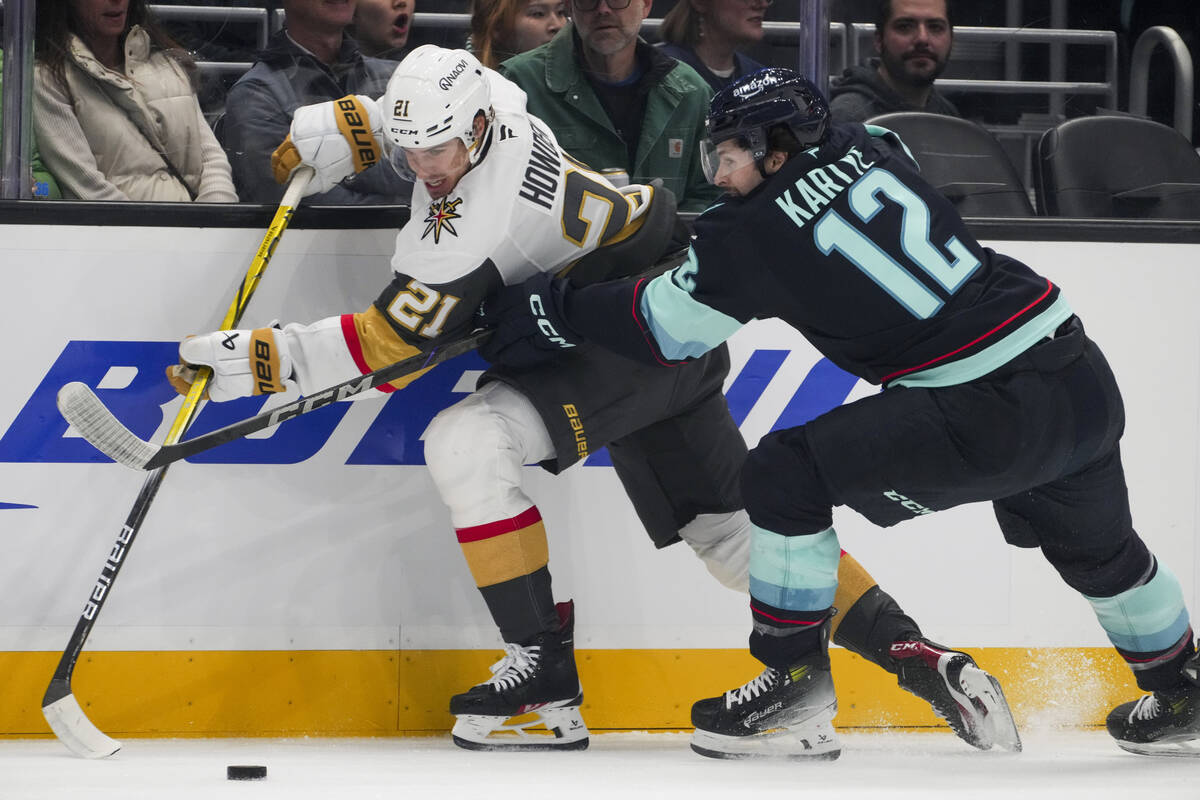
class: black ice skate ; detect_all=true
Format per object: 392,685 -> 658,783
689,654 -> 840,760
450,601 -> 588,751
1107,680 -> 1200,757
892,639 -> 1021,752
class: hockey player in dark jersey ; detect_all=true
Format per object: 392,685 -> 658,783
480,66 -> 1200,759
171,48 -> 1016,754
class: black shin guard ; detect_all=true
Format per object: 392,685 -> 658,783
832,585 -> 921,674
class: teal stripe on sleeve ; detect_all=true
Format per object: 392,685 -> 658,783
638,252 -> 744,361
748,526 -> 840,612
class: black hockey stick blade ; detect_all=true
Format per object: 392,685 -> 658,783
59,329 -> 491,470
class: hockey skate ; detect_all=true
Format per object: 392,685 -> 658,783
450,602 -> 588,751
690,654 -> 841,760
892,639 -> 1021,752
1107,679 -> 1200,757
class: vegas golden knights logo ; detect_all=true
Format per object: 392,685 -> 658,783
422,197 -> 463,244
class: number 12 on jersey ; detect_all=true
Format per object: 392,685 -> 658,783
814,168 -> 980,319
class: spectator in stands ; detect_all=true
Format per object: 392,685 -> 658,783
31,0 -> 237,202
1,50 -> 61,199
657,0 -> 770,93
222,0 -> 411,204
500,0 -> 720,212
351,0 -> 417,60
469,0 -> 567,69
829,0 -> 959,122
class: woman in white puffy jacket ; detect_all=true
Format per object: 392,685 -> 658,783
33,0 -> 237,202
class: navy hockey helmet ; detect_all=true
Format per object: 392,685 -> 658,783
701,68 -> 830,182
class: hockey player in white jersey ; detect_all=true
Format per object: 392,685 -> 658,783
170,45 -> 1018,754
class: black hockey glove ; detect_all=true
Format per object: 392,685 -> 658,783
477,271 -> 583,369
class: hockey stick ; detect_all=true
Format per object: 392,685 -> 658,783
41,167 -> 314,758
57,328 -> 491,471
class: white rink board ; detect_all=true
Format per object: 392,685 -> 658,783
0,224 -> 1196,652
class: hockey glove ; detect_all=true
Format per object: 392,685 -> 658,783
477,272 -> 583,368
271,95 -> 384,195
168,327 -> 294,403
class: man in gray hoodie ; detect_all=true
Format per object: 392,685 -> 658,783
830,0 -> 958,122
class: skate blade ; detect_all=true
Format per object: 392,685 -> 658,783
1115,737 -> 1200,758
690,723 -> 841,761
451,708 -> 589,752
956,664 -> 1022,753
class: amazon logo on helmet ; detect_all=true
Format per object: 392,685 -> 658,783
706,68 -> 830,162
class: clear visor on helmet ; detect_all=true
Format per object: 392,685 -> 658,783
700,137 -> 758,185
384,137 -> 470,183
384,140 -> 417,181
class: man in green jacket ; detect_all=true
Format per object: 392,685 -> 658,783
499,0 -> 719,213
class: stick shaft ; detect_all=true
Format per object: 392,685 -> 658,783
42,167 -> 313,755
144,330 -> 490,469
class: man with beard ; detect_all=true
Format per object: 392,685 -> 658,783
829,0 -> 958,122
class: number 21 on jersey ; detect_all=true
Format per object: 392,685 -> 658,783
814,168 -> 980,319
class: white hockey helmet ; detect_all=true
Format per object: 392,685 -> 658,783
382,45 -> 493,162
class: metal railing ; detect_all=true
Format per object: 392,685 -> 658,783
1129,25 -> 1194,141
849,24 -> 1119,111
149,4 -> 269,77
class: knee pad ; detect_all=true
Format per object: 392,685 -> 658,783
423,385 -> 551,527
678,510 -> 750,592
742,428 -> 834,535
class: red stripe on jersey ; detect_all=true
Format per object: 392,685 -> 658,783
630,277 -> 678,367
340,313 -> 397,393
881,279 -> 1056,384
456,506 -> 543,543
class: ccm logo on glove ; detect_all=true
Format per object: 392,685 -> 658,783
530,294 -> 575,349
336,96 -> 380,173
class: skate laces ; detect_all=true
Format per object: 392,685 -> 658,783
486,643 -> 540,691
1130,693 -> 1164,722
725,668 -> 779,708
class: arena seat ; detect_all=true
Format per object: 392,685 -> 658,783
866,111 -> 1036,217
1036,115 -> 1200,218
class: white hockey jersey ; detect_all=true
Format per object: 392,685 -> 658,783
281,68 -> 655,397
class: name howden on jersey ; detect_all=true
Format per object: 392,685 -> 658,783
518,122 -> 562,212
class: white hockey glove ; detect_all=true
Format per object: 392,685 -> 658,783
270,95 -> 384,195
167,328 -> 294,403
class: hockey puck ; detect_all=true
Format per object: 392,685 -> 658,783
226,765 -> 267,781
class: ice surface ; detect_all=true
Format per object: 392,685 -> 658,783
3,729 -> 1197,800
